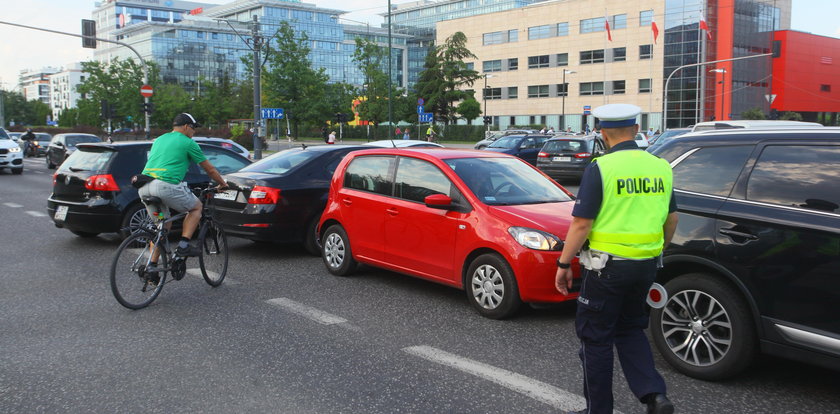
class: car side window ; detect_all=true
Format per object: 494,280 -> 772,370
672,146 -> 752,196
198,147 -> 249,175
394,157 -> 454,203
521,138 -> 535,149
746,145 -> 840,213
344,155 -> 395,196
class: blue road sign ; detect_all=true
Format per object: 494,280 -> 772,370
418,112 -> 434,123
261,108 -> 285,119
417,105 -> 425,114
417,98 -> 425,105
583,105 -> 591,115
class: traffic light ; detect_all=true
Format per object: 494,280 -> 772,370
82,19 -> 96,49
483,116 -> 492,125
141,102 -> 154,114
335,113 -> 342,123
100,100 -> 115,119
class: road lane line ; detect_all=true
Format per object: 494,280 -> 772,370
3,203 -> 23,208
26,211 -> 47,217
402,345 -> 600,413
266,298 -> 348,325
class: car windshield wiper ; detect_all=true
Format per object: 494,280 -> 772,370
69,167 -> 89,172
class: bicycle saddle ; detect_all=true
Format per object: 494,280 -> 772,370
141,196 -> 163,205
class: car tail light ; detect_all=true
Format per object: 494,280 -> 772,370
574,152 -> 592,158
84,174 -> 120,191
52,172 -> 58,186
538,151 -> 548,158
248,186 -> 281,204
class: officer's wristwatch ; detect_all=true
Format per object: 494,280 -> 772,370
556,259 -> 571,269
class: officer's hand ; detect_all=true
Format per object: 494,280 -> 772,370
555,267 -> 574,296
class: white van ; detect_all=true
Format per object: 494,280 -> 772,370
691,120 -> 823,132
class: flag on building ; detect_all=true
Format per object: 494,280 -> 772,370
604,13 -> 612,41
699,15 -> 712,40
652,16 -> 660,43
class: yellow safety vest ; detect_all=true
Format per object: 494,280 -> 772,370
588,149 -> 673,259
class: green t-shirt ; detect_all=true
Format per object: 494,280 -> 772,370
142,131 -> 207,184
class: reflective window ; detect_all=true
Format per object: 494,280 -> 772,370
556,83 -> 568,97
483,59 -> 502,72
483,87 -> 502,100
508,29 -> 518,42
612,80 -> 625,94
508,58 -> 518,70
640,10 -> 654,26
199,147 -> 249,175
580,49 -> 605,64
639,78 -> 652,93
557,22 -> 569,36
344,155 -> 395,196
528,25 -> 552,40
445,157 -> 572,205
483,31 -> 504,45
673,146 -> 752,196
394,157 -> 453,203
507,87 -> 518,99
640,44 -> 652,59
528,55 -> 550,69
612,47 -> 626,62
580,82 -> 604,96
528,85 -> 550,98
557,53 -> 568,66
747,145 -> 840,212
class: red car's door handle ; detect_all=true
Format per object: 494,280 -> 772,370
342,198 -> 352,206
386,208 -> 399,216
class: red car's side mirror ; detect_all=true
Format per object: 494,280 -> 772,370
424,193 -> 453,209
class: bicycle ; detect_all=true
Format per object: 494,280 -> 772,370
110,184 -> 229,309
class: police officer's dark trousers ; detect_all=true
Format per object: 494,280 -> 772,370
575,258 -> 666,414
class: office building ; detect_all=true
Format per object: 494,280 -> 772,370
19,67 -> 60,105
49,63 -> 87,122
438,0 -> 790,130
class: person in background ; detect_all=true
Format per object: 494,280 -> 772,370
556,103 -> 678,414
327,131 -> 336,144
539,126 -> 547,134
395,127 -> 402,139
403,129 -> 410,140
547,126 -> 555,133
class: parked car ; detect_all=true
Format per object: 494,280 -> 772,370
365,139 -> 444,148
646,128 -> 691,152
634,132 -> 650,148
47,141 -> 251,238
8,132 -> 22,142
483,134 -> 552,165
690,120 -> 823,132
474,129 -> 538,150
0,128 -> 24,174
213,144 -> 367,255
536,135 -> 605,181
648,128 -> 840,380
318,148 -> 581,319
46,133 -> 102,169
193,136 -> 251,159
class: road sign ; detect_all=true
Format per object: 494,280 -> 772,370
419,112 -> 434,123
417,98 -> 425,105
417,105 -> 425,114
765,94 -> 777,103
261,108 -> 285,119
140,85 -> 153,98
583,105 -> 591,115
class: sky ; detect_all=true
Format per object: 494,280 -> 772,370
0,0 -> 837,90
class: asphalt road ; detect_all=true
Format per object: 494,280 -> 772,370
1,157 -> 839,413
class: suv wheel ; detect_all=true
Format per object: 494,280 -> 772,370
650,273 -> 757,380
465,253 -> 522,319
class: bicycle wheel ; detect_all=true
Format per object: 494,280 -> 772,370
110,232 -> 167,309
198,220 -> 228,287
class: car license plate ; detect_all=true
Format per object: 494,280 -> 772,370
54,205 -> 68,221
552,156 -> 571,162
214,190 -> 238,201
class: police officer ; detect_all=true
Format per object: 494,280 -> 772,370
555,104 -> 678,414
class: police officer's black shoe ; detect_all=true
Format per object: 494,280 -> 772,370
646,394 -> 674,414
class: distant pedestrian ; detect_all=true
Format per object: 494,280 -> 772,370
327,131 -> 336,144
321,126 -> 329,143
403,130 -> 410,140
547,126 -> 555,133
395,127 -> 401,139
539,126 -> 547,134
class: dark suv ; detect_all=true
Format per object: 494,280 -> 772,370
648,128 -> 840,380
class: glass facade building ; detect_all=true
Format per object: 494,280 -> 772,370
387,0 -> 540,88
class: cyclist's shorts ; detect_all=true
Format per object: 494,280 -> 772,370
138,179 -> 199,218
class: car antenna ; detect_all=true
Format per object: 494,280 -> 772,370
390,138 -> 397,148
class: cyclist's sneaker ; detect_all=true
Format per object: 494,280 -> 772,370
175,240 -> 202,257
145,264 -> 161,287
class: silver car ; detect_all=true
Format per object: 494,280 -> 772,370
474,129 -> 537,150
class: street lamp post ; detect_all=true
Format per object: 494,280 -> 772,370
483,74 -> 495,132
561,70 -> 575,130
710,68 -> 727,120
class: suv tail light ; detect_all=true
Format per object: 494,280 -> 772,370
248,186 -> 281,204
538,151 -> 548,158
574,152 -> 592,158
84,174 -> 120,191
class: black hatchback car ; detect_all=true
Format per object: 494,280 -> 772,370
483,134 -> 552,165
536,135 -> 605,181
213,144 -> 367,255
47,141 -> 250,238
648,128 -> 840,380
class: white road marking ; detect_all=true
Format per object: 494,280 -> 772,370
26,211 -> 47,217
403,345 -> 604,413
3,203 -> 23,208
266,298 -> 348,325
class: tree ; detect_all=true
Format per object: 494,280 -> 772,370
261,21 -> 331,138
740,107 -> 766,120
352,37 -> 404,138
2,90 -> 48,126
414,32 -> 481,126
456,96 -> 481,125
75,58 -> 161,128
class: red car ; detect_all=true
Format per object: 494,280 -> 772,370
317,148 -> 581,319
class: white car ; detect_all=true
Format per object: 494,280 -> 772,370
634,132 -> 650,149
364,139 -> 444,148
0,128 -> 24,174
193,136 -> 251,159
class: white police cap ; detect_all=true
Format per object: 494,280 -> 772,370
593,103 -> 641,128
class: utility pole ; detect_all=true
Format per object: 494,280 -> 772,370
251,15 -> 263,160
387,0 -> 393,135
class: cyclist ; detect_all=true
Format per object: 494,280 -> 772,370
138,113 -> 228,279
